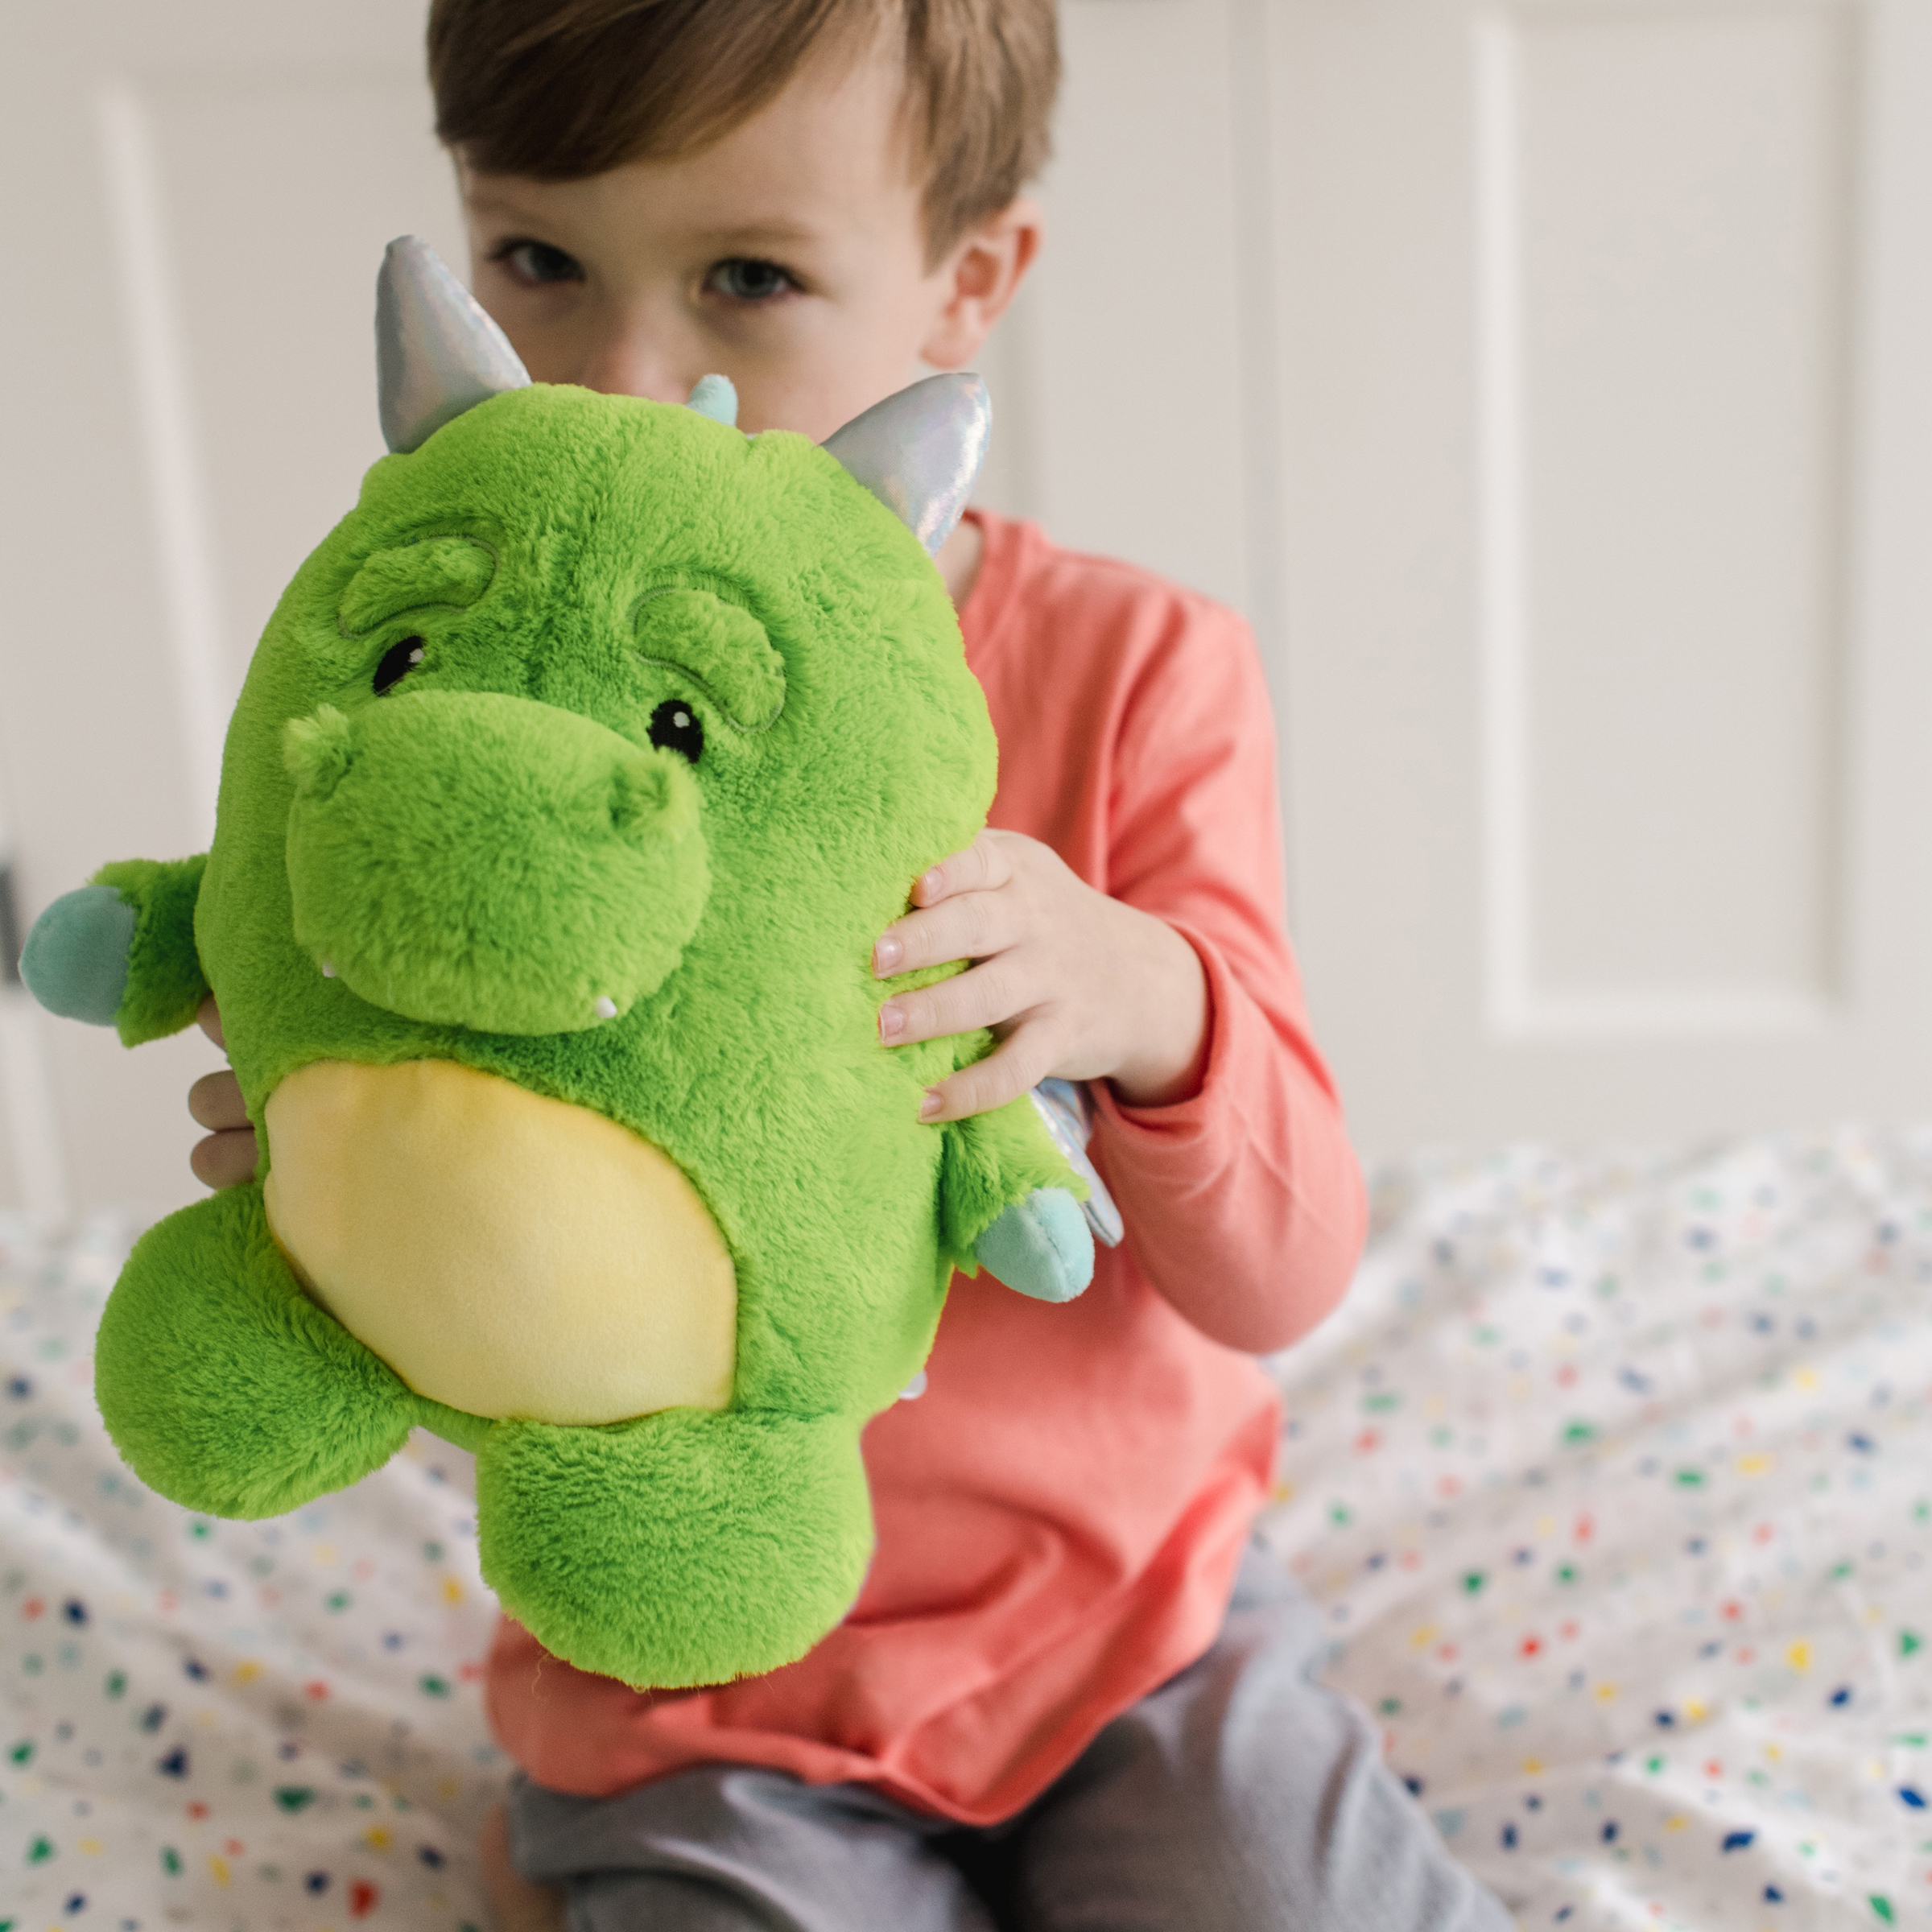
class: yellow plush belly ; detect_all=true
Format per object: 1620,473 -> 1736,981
262,1059 -> 736,1426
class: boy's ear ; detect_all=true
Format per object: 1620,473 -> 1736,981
919,197 -> 1043,371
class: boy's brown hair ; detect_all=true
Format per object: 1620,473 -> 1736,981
427,0 -> 1058,263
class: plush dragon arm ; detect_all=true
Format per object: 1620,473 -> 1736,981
20,855 -> 210,1046
944,1095 -> 1095,1305
25,853 -> 1096,1297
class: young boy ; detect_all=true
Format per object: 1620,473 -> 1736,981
189,3 -> 1512,1926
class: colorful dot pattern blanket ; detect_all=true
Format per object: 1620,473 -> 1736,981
1,1216 -> 504,1928
1258,1129 -> 1931,1930
4,1126 -> 1930,1927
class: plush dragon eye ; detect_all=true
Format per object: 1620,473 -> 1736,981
373,635 -> 427,695
649,698 -> 704,765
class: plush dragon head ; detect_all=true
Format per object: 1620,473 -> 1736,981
23,239 -> 1096,1688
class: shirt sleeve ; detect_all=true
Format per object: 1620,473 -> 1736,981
1086,594 -> 1367,1355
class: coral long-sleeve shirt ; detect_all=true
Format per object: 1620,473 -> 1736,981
485,511 -> 1367,1823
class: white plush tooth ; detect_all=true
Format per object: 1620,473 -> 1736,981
592,996 -> 617,1020
321,962 -> 336,978
898,1370 -> 928,1401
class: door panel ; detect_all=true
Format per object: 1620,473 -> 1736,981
1491,6 -> 1856,1018
1266,0 -> 1932,1156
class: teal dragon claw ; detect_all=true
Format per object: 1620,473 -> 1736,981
974,1187 -> 1095,1303
19,886 -> 134,1024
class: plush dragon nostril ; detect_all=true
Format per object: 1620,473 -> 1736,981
610,758 -> 675,836
283,706 -> 356,801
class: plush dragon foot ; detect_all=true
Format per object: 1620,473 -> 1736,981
95,1185 -> 419,1519
976,1186 -> 1092,1302
475,1406 -> 874,1690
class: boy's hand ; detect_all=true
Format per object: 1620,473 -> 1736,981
873,831 -> 1208,1123
188,997 -> 259,1188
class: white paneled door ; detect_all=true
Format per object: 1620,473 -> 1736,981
3,0 -> 1927,1209
1264,0 -> 1932,1157
994,0 -> 1932,1158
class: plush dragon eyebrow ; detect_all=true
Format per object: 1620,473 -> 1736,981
632,587 -> 785,733
337,535 -> 497,636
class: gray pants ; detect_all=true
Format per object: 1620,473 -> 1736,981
507,1547 -> 1512,1931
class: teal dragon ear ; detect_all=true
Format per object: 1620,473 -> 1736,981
821,373 -> 991,555
686,374 -> 739,427
376,236 -> 530,455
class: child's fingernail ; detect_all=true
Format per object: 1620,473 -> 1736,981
920,869 -> 944,901
878,1004 -> 906,1042
919,1089 -> 944,1121
873,935 -> 903,975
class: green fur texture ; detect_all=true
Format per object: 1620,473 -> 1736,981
477,1408 -> 873,1688
62,382 -> 1080,1688
92,857 -> 211,1045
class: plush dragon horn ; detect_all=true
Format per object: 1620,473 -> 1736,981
376,236 -> 530,455
821,372 -> 991,555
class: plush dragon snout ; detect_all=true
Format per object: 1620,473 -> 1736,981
283,693 -> 707,1035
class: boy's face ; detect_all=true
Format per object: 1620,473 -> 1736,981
458,38 -> 1036,441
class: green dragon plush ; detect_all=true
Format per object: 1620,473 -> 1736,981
21,238 -> 1096,1690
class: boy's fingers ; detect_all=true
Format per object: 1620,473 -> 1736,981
190,1126 -> 258,1191
189,1004 -> 254,1187
875,890 -> 1012,977
919,1026 -> 1053,1124
912,832 -> 1013,908
879,958 -> 1022,1047
188,1069 -> 250,1133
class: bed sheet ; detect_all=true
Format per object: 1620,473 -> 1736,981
1,1213 -> 504,1929
3,1125 -> 1930,1929
1259,1128 -> 1932,1930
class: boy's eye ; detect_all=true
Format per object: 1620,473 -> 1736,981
705,258 -> 798,304
494,240 -> 584,287
649,699 -> 704,765
374,636 -> 426,695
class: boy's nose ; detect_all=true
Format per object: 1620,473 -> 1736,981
570,306 -> 697,404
